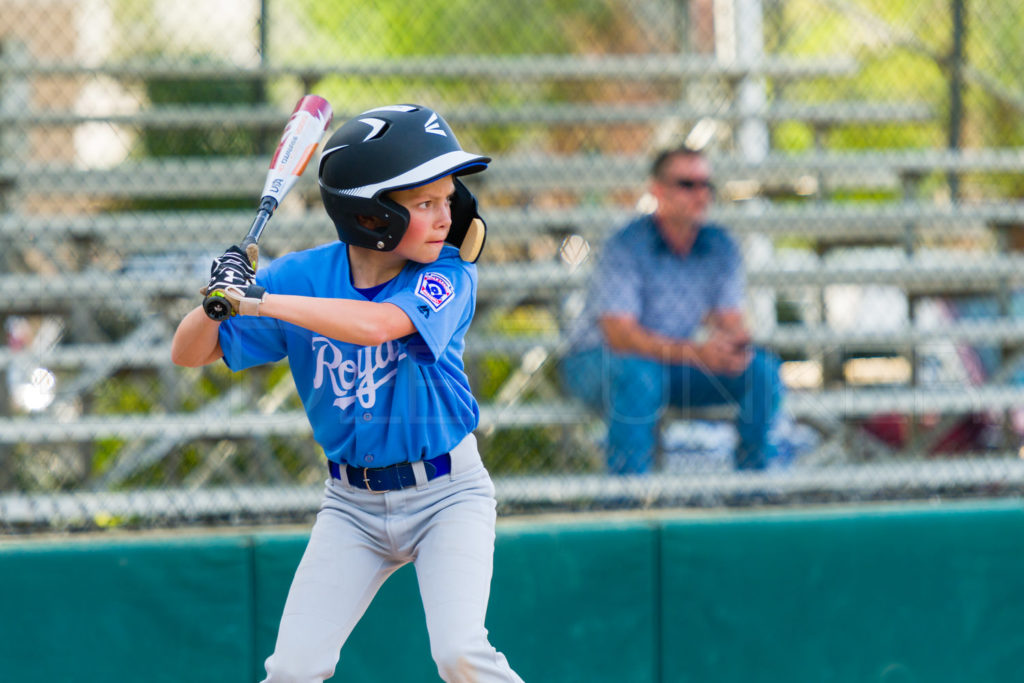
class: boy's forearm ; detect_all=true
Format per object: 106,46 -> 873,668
259,294 -> 416,347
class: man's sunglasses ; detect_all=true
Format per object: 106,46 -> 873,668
664,177 -> 714,191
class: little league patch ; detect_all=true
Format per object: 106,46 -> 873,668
416,272 -> 455,311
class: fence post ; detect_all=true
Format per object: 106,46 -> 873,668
0,41 -> 30,214
722,0 -> 777,337
948,0 -> 966,201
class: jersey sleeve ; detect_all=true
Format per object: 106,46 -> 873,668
217,270 -> 289,371
385,256 -> 476,365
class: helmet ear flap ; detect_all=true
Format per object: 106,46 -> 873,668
446,178 -> 487,262
321,191 -> 410,251
374,196 -> 410,251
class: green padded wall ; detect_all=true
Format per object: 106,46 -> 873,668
660,502 -> 1024,683
0,535 -> 255,683
2,501 -> 1022,682
488,519 -> 659,682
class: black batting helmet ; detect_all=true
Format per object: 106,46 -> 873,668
318,104 -> 490,261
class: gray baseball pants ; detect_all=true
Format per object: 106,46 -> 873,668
261,434 -> 523,683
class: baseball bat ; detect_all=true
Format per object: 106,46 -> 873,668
203,94 -> 334,321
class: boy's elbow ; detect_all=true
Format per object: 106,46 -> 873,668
170,347 -> 198,367
353,304 -> 413,346
171,307 -> 222,367
355,321 -> 397,348
171,341 -> 218,367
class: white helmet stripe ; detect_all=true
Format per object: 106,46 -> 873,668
357,117 -> 388,142
341,150 -> 487,198
359,104 -> 418,115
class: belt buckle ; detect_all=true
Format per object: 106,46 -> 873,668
362,468 -> 376,493
362,467 -> 388,494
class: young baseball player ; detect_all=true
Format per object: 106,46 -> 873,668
171,104 -> 523,683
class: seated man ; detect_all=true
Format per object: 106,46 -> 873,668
560,145 -> 785,474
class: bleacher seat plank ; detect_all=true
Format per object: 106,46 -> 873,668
5,455 -> 1024,526
0,54 -> 859,81
3,254 -> 1024,312
3,384 -> 1023,444
4,201 -> 1024,251
0,101 -> 931,129
7,148 -> 1024,200
4,318 -> 1023,372
471,255 -> 1024,296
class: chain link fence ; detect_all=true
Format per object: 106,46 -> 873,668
2,0 -> 1024,531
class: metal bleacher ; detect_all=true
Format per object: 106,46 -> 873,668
3,42 -> 1024,524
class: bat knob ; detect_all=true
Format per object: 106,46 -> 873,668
203,292 -> 233,321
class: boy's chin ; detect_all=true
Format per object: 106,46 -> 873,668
417,243 -> 446,262
409,251 -> 442,264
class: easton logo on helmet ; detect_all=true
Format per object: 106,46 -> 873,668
424,113 -> 447,137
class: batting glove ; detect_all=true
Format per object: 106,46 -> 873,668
202,245 -> 255,295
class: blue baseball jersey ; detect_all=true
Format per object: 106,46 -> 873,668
568,214 -> 745,352
217,242 -> 479,468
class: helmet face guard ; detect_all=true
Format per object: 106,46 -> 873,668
318,104 -> 490,261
